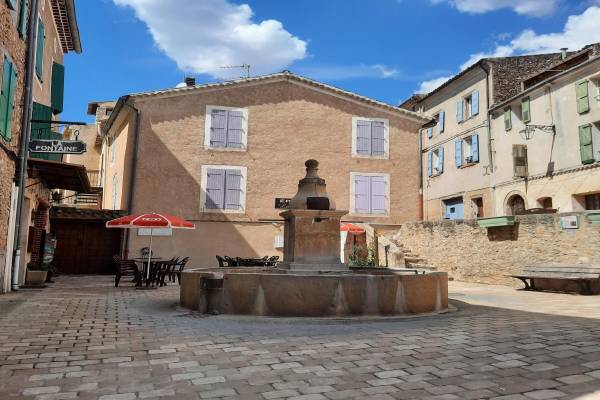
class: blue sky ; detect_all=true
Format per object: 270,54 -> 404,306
63,0 -> 600,122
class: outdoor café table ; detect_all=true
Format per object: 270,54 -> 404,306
134,257 -> 162,286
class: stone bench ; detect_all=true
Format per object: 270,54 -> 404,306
510,264 -> 600,295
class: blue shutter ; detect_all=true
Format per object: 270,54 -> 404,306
426,127 -> 432,139
371,121 -> 385,156
454,139 -> 463,168
456,99 -> 463,123
205,169 -> 225,209
438,111 -> 445,133
356,120 -> 371,154
427,152 -> 433,177
438,147 -> 444,173
226,110 -> 244,148
471,133 -> 479,163
210,109 -> 227,147
370,176 -> 386,214
18,0 -> 28,37
472,91 -> 480,115
224,169 -> 242,209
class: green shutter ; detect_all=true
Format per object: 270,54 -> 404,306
504,107 -> 512,131
0,57 -> 17,141
18,0 -> 28,38
576,80 -> 590,114
579,124 -> 594,165
521,98 -> 530,123
6,0 -> 17,10
51,63 -> 64,114
31,102 -> 61,161
35,19 -> 44,81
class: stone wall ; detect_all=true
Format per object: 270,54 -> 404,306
389,212 -> 600,285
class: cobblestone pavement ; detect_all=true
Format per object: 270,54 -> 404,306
2,276 -> 600,400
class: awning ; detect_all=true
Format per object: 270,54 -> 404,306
341,223 -> 365,233
28,158 -> 91,193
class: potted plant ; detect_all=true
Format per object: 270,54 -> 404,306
25,262 -> 49,286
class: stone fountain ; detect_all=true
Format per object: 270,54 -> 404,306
180,160 -> 448,317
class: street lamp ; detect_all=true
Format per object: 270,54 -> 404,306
519,124 -> 556,141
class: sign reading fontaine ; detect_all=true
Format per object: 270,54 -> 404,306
29,139 -> 86,154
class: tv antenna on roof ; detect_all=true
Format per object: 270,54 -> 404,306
219,64 -> 251,79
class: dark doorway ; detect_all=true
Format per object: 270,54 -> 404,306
507,195 -> 526,215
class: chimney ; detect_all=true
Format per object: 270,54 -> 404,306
560,48 -> 568,60
184,76 -> 196,87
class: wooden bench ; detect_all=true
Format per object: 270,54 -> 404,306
510,264 -> 600,294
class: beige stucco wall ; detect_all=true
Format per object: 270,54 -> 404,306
110,79 -> 424,267
63,124 -> 101,171
490,59 -> 600,215
420,68 -> 493,220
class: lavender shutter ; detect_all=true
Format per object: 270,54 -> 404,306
210,109 -> 227,147
472,91 -> 479,115
371,121 -> 385,156
456,100 -> 464,123
205,168 -> 225,209
426,127 -> 433,139
370,176 -> 386,214
226,110 -> 244,148
224,169 -> 242,210
471,133 -> 479,162
356,120 -> 371,155
437,147 -> 444,173
427,152 -> 433,177
354,175 -> 370,213
438,111 -> 445,133
455,140 -> 463,168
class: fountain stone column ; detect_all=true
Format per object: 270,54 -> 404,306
279,160 -> 348,272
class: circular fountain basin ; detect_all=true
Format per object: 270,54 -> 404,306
180,268 -> 448,317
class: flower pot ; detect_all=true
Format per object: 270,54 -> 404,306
25,270 -> 48,286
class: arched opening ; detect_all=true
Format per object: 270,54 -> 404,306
507,194 -> 526,215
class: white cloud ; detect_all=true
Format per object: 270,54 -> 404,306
418,76 -> 454,93
417,6 -> 600,93
430,0 -> 558,16
113,0 -> 307,79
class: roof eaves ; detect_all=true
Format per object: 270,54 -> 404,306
417,60 -> 488,103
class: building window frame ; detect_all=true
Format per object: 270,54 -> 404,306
204,105 -> 248,151
351,116 -> 389,159
349,172 -> 390,217
200,164 -> 247,214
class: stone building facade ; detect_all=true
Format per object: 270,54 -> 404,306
0,0 -> 82,293
102,72 -> 428,267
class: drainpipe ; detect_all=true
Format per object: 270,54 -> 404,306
122,102 -> 141,258
480,64 -> 494,215
418,128 -> 424,221
11,0 -> 40,291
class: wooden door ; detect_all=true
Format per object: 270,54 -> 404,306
51,220 -> 122,274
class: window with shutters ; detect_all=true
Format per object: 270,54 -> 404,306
204,105 -> 248,150
0,56 -> 17,142
521,97 -> 531,123
427,147 -> 444,177
351,117 -> 389,158
576,80 -> 590,114
454,133 -> 480,168
513,144 -> 528,178
434,111 -> 445,135
504,107 -> 512,131
350,172 -> 389,216
578,124 -> 595,165
200,165 -> 247,213
457,91 -> 479,123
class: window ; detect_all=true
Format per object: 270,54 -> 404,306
0,56 -> 17,142
585,193 -> 600,210
435,111 -> 445,134
35,18 -> 45,81
456,90 -> 479,123
350,172 -> 389,216
454,133 -> 479,167
200,165 -> 247,213
504,107 -> 512,131
513,144 -> 528,177
507,194 -> 526,215
427,146 -> 444,177
539,197 -> 553,209
352,117 -> 389,158
579,124 -> 595,165
109,137 -> 116,165
521,97 -> 531,123
204,105 -> 248,150
576,80 -> 590,114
